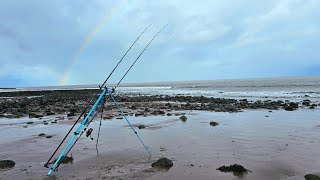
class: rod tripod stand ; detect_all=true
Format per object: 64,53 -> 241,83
47,87 -> 151,175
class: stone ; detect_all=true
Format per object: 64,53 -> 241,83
67,112 -> 76,117
151,157 -> 173,168
180,115 -> 187,122
29,112 -> 43,118
0,160 -> 15,169
210,121 -> 219,126
217,164 -> 249,173
305,174 -> 320,180
284,106 -> 294,111
138,125 -> 146,129
38,133 -> 46,137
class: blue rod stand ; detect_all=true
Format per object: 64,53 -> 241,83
47,88 -> 107,175
47,87 -> 151,176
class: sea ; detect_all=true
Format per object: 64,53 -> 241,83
1,76 -> 320,101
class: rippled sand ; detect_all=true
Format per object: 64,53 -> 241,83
1,109 -> 320,180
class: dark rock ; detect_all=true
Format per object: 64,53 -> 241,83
0,160 -> 15,169
26,121 -> 34,124
210,121 -> 219,126
309,106 -> 315,109
302,101 -> 311,106
289,102 -> 299,108
38,133 -> 46,137
167,113 -> 172,116
151,157 -> 173,168
135,112 -> 144,116
67,112 -> 76,117
305,174 -> 320,180
217,164 -> 249,173
284,106 -> 294,111
180,115 -> 187,122
46,112 -> 56,116
29,112 -> 43,118
144,108 -> 150,112
70,108 -> 77,113
138,125 -> 146,129
46,135 -> 53,138
44,122 -> 49,125
165,103 -> 172,107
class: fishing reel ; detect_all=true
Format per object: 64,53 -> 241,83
86,128 -> 94,140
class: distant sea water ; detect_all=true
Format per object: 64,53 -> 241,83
1,76 -> 320,101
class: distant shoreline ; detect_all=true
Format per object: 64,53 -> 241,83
0,88 -> 16,89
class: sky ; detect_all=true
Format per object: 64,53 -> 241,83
0,0 -> 319,87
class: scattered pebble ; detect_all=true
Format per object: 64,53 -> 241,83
180,115 -> 187,122
138,125 -> 146,129
209,121 -> 219,126
217,164 -> 249,174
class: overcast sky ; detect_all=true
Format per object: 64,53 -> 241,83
0,0 -> 319,87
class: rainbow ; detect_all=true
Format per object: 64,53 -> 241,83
59,0 -> 126,85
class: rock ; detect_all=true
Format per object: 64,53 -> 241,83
46,135 -> 53,138
138,125 -> 146,129
289,102 -> 299,108
180,115 -> 187,122
0,160 -> 15,169
26,121 -> 34,124
44,122 -> 49,125
151,157 -> 173,168
305,174 -> 320,180
302,101 -> 311,106
67,112 -> 76,117
70,108 -> 77,113
38,133 -> 46,137
135,112 -> 144,116
167,113 -> 172,116
29,112 -> 43,118
217,164 -> 249,173
46,112 -> 55,116
210,121 -> 219,126
284,106 -> 294,111
144,108 -> 150,112
165,103 -> 172,107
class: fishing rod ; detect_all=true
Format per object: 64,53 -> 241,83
44,24 -> 152,168
58,24 -> 168,164
47,24 -> 167,175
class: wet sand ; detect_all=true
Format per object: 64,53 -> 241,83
1,108 -> 320,180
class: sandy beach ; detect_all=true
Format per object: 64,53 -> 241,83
1,89 -> 320,180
